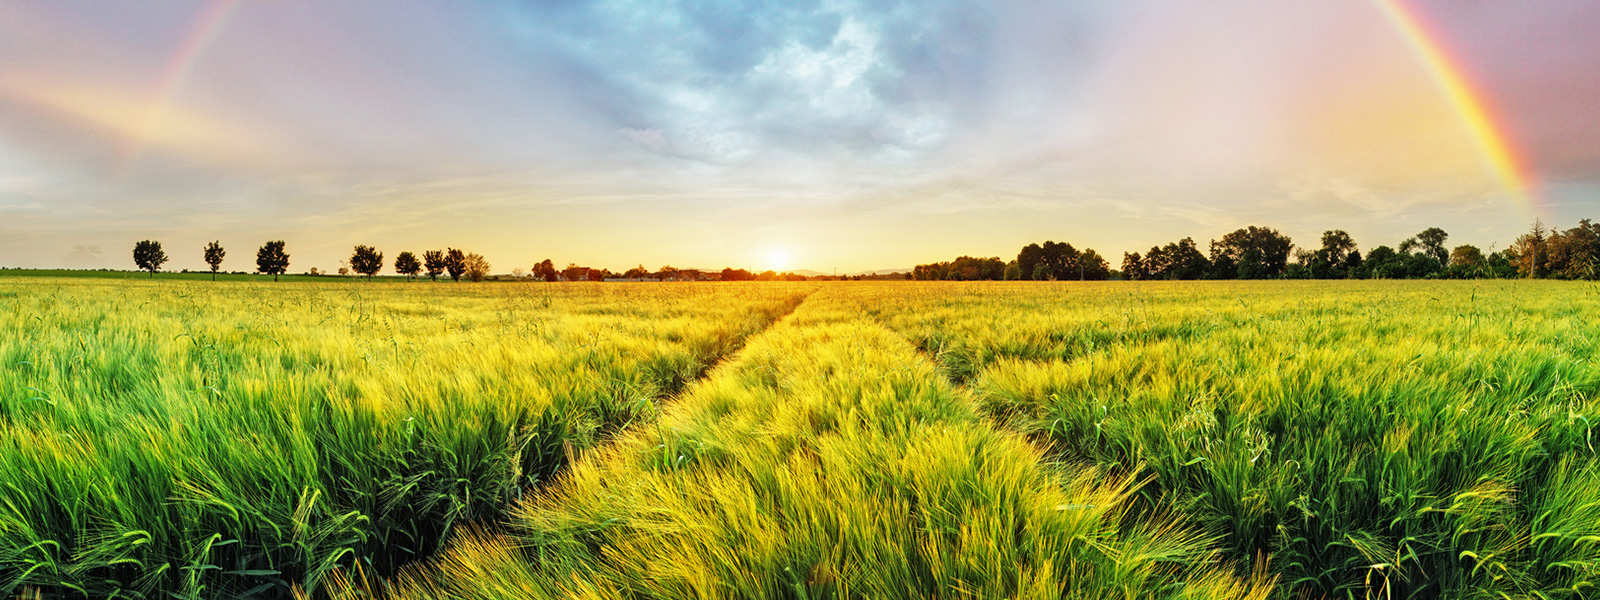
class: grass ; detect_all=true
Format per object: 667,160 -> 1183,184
3,278 -> 1598,598
0,278 -> 807,598
859,280 -> 1600,598
387,291 -> 1272,600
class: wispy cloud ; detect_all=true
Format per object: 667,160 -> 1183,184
0,0 -> 1595,272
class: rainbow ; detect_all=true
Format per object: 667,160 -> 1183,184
115,0 -> 242,173
1370,0 -> 1540,216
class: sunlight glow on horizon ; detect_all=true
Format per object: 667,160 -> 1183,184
765,246 -> 792,273
0,2 -> 1594,273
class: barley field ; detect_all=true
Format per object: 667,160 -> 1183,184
3,278 -> 1598,599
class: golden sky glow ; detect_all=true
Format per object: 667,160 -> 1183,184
0,1 -> 1596,273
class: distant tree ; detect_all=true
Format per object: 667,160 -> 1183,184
1361,245 -> 1396,278
423,250 -> 446,282
256,240 -> 290,281
1041,241 -> 1081,280
913,263 -> 948,281
462,253 -> 491,282
562,263 -> 590,282
394,251 -> 421,281
444,248 -> 467,282
350,245 -> 384,280
657,265 -> 681,281
1145,237 -> 1207,280
720,267 -> 753,281
1308,230 -> 1359,279
943,256 -> 1004,280
532,259 -> 559,282
1447,245 -> 1486,277
1017,244 -> 1045,281
624,264 -> 650,279
1544,219 -> 1600,280
1003,261 -> 1022,281
1122,252 -> 1147,281
338,266 -> 350,277
133,240 -> 167,278
1209,226 -> 1294,279
588,268 -> 606,282
203,241 -> 225,280
1078,249 -> 1111,280
1486,249 -> 1518,278
1513,221 -> 1548,278
1414,227 -> 1450,265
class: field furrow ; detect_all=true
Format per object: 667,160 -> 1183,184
0,279 -> 809,598
859,280 -> 1600,598
388,288 -> 1273,599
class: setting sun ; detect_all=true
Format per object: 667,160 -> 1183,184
765,246 -> 792,272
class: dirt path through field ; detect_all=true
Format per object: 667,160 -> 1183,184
384,287 -> 1272,599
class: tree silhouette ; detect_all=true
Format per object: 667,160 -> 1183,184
463,253 -> 491,282
350,245 -> 384,280
256,240 -> 290,282
203,241 -> 225,281
444,248 -> 467,282
133,240 -> 167,278
1208,226 -> 1294,279
533,259 -> 558,282
423,250 -> 446,282
1122,252 -> 1147,281
1415,227 -> 1450,265
394,251 -> 421,281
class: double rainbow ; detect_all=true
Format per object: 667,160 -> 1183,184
1371,0 -> 1540,216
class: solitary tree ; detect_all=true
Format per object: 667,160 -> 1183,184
423,250 -> 446,282
444,248 -> 467,282
394,251 -> 422,281
256,240 -> 290,281
463,253 -> 491,282
133,240 -> 167,278
350,245 -> 384,280
203,241 -> 225,280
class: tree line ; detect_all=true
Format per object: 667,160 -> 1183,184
913,219 -> 1600,281
130,240 -> 494,282
126,241 -> 818,282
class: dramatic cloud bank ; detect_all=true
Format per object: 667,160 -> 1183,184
1,0 -> 1596,272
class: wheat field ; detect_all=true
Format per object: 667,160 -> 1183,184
3,278 -> 1597,599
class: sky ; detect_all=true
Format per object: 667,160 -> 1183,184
1,0 -> 1597,274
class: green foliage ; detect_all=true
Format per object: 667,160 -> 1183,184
1209,226 -> 1294,279
6,278 -> 1598,599
0,279 -> 808,598
349,245 -> 384,280
203,241 -> 225,280
390,290 -> 1272,600
444,248 -> 466,282
422,250 -> 446,282
256,240 -> 290,281
393,252 -> 422,281
133,240 -> 167,277
870,280 -> 1600,599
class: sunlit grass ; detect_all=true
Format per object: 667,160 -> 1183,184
4,278 -> 1596,598
0,278 -> 808,597
391,291 -> 1273,599
855,280 -> 1600,598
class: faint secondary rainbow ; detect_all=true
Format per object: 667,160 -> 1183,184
1371,0 -> 1541,216
115,0 -> 242,174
